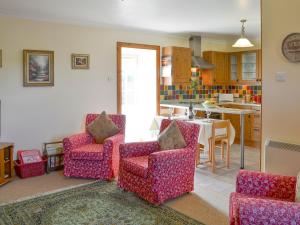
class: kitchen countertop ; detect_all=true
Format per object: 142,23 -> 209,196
160,100 -> 259,115
218,102 -> 261,108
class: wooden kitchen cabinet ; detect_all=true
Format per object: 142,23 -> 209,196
202,51 -> 229,85
228,52 -> 241,84
228,50 -> 262,84
161,47 -> 192,85
223,104 -> 261,147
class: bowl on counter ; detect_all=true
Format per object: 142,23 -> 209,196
202,100 -> 218,109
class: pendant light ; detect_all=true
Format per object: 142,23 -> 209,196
232,19 -> 254,48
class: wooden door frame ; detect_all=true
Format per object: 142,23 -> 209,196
117,42 -> 161,114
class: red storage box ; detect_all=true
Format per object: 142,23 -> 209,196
14,156 -> 47,178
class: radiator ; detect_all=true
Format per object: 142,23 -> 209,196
265,138 -> 300,176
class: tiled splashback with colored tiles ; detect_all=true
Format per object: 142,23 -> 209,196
160,85 -> 261,100
160,81 -> 262,102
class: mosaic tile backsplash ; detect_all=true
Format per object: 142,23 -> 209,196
160,79 -> 262,102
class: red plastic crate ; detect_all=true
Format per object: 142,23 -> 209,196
14,156 -> 47,178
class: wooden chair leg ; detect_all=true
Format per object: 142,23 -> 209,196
226,140 -> 230,169
195,145 -> 200,167
211,141 -> 215,173
221,141 -> 225,160
209,139 -> 212,162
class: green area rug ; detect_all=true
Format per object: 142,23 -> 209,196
0,181 -> 204,225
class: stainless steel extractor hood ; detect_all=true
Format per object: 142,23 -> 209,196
189,36 -> 215,69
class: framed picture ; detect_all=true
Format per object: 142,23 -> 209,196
0,49 -> 2,68
23,50 -> 54,87
71,54 -> 90,69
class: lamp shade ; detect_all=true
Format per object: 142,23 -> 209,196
232,38 -> 254,48
232,19 -> 254,48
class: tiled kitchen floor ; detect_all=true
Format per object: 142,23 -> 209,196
195,145 -> 260,215
167,144 -> 260,225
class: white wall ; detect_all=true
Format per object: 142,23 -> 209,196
262,0 -> 300,169
0,16 -> 187,153
0,16 -> 232,154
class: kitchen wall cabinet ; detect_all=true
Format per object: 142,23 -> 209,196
228,50 -> 262,84
228,52 -> 240,84
202,51 -> 229,85
202,50 -> 261,85
161,47 -> 192,85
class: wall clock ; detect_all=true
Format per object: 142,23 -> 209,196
282,33 -> 300,62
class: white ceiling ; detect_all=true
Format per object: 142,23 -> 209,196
0,0 -> 261,38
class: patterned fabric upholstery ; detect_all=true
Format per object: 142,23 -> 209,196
63,114 -> 125,180
230,170 -> 299,225
122,156 -> 149,178
118,119 -> 200,205
69,144 -> 103,161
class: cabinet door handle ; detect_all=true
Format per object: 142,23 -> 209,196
253,128 -> 260,132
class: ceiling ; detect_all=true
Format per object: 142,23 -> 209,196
0,0 -> 261,38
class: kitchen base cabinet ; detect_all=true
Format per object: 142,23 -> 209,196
223,104 -> 261,148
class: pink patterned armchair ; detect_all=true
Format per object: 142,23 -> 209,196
63,114 -> 125,180
230,170 -> 299,225
117,119 -> 200,205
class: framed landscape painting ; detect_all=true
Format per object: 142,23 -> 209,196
71,54 -> 89,69
23,50 -> 54,87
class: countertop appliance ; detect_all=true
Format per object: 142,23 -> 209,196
219,94 -> 234,103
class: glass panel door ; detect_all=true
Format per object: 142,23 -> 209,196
242,52 -> 257,81
121,47 -> 157,142
230,54 -> 238,81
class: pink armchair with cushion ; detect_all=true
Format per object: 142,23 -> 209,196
117,119 -> 200,205
230,170 -> 299,225
63,114 -> 125,180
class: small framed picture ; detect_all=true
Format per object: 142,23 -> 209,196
23,50 -> 54,87
71,54 -> 90,69
0,49 -> 2,68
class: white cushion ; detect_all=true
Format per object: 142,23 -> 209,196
296,171 -> 300,202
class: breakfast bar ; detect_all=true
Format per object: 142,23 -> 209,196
160,101 -> 256,169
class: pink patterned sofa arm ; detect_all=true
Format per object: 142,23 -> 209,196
119,141 -> 160,158
102,133 -> 125,155
63,132 -> 93,152
148,147 -> 195,181
104,133 -> 125,146
149,147 -> 194,169
236,170 -> 297,201
230,192 -> 300,225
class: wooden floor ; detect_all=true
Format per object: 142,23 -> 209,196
0,144 -> 260,225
